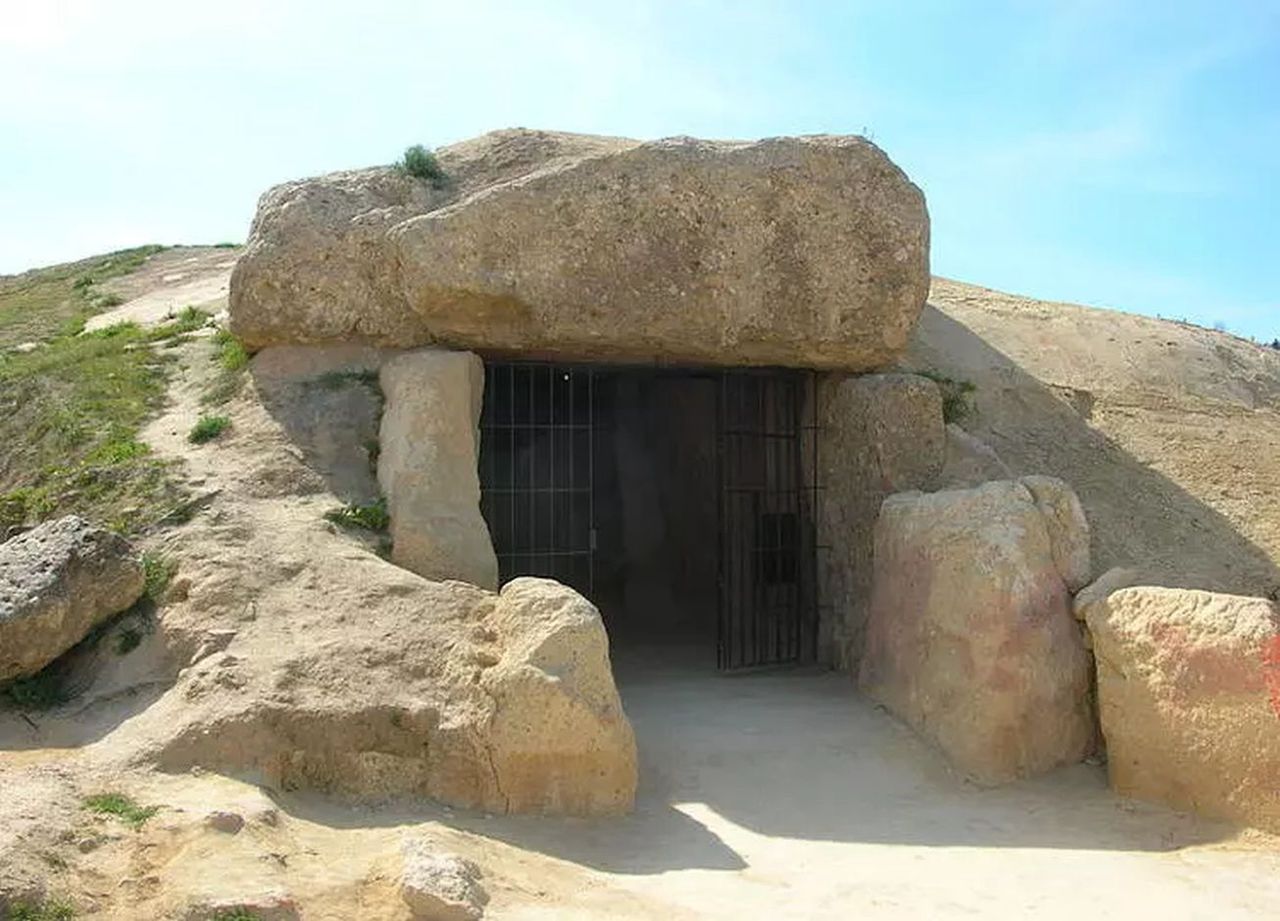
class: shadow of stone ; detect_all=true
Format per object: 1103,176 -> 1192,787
266,785 -> 748,875
906,305 -> 1280,595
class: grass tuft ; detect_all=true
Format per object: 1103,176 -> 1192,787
82,792 -> 159,829
8,898 -> 76,920
916,370 -> 977,425
188,414 -> 231,444
141,551 -> 177,602
399,144 -> 448,188
211,909 -> 263,921
2,668 -> 70,711
325,498 -> 390,532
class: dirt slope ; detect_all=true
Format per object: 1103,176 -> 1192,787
907,278 -> 1280,598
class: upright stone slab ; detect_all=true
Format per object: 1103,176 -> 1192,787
815,373 -> 945,667
377,349 -> 498,589
859,478 -> 1094,784
1083,586 -> 1280,831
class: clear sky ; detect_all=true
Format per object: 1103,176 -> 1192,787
2,1 -> 1277,339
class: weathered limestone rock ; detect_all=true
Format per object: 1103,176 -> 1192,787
937,422 -> 1012,488
1072,567 -> 1142,620
231,129 -> 930,370
859,478 -> 1094,784
400,841 -> 488,921
815,373 -> 944,667
378,349 -> 498,589
0,516 -> 144,682
151,573 -> 636,817
1082,587 -> 1280,831
482,578 -> 638,815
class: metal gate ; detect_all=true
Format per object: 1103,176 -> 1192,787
716,371 -> 818,670
478,363 -> 595,595
479,362 -> 816,671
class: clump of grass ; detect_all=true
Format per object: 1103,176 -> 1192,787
211,909 -> 263,921
88,291 -> 125,310
916,370 -> 977,425
141,551 -> 177,601
188,414 -> 231,444
325,498 -> 390,532
214,329 -> 248,371
8,897 -> 76,920
149,305 -> 211,342
212,242 -> 240,249
114,624 -> 144,655
82,792 -> 159,830
399,144 -> 448,189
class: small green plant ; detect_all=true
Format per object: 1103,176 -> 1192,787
214,328 -> 248,371
188,414 -> 231,444
141,551 -> 177,601
325,498 -> 390,532
916,370 -> 977,425
399,144 -> 448,188
150,305 -> 211,341
82,792 -> 159,829
114,624 -> 143,655
210,909 -> 263,921
8,897 -> 76,920
89,291 -> 125,310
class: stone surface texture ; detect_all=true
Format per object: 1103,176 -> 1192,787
230,129 -> 930,371
0,515 -> 144,682
377,349 -> 497,589
937,422 -> 1012,488
400,840 -> 488,920
859,478 -> 1094,784
149,575 -> 636,817
814,372 -> 945,667
1082,586 -> 1280,831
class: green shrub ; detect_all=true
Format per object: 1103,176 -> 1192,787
400,144 -> 448,188
82,792 -> 159,829
8,898 -> 76,920
188,415 -> 231,444
916,370 -> 977,424
325,498 -> 390,532
141,551 -> 177,601
214,329 -> 248,371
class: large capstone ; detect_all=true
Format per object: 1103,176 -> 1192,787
0,516 -> 145,682
230,129 -> 929,371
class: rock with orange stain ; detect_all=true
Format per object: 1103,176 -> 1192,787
1083,586 -> 1280,831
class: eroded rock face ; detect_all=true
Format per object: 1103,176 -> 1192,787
230,129 -> 930,371
859,478 -> 1094,784
377,349 -> 497,589
1083,587 -> 1280,831
0,515 -> 144,682
150,573 -> 635,816
816,372 -> 945,667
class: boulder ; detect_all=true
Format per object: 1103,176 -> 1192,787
150,573 -> 636,817
1082,587 -> 1280,830
816,373 -> 945,667
0,516 -> 144,682
859,478 -> 1094,784
377,349 -> 498,588
400,841 -> 488,921
481,578 -> 638,815
230,129 -> 930,371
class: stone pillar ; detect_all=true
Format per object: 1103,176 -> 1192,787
378,349 -> 498,589
815,372 -> 945,668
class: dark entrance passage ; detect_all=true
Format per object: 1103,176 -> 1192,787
479,362 -> 818,670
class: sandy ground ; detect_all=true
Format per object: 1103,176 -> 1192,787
85,246 -> 236,331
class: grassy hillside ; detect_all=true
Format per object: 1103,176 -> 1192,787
0,247 -> 203,534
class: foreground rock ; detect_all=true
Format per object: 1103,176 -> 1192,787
150,572 -> 636,816
231,128 -> 930,370
859,478 -> 1094,784
0,515 -> 144,682
1083,586 -> 1280,830
400,840 -> 488,920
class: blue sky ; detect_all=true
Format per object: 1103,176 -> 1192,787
1,1 -> 1276,339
